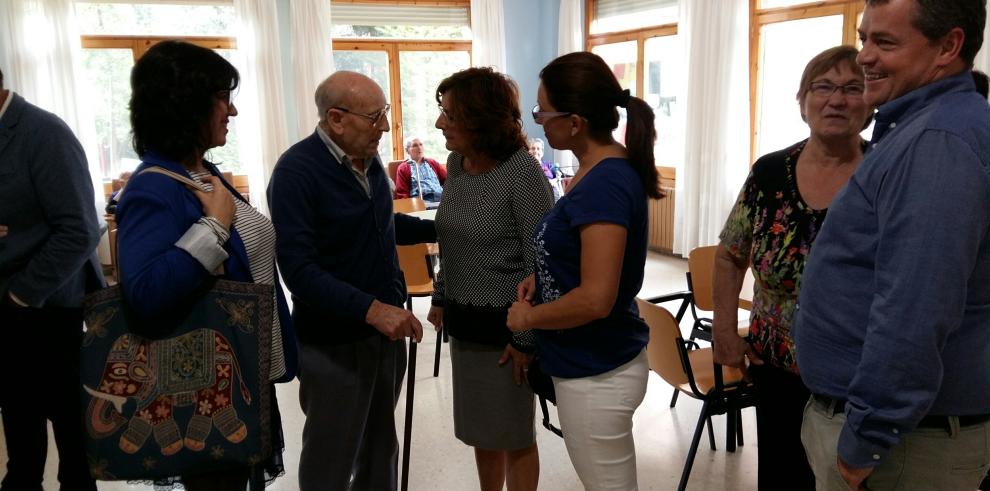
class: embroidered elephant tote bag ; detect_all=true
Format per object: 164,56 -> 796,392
80,279 -> 273,480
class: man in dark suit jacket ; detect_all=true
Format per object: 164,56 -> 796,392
0,67 -> 102,490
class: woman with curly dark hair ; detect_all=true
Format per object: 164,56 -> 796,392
115,40 -> 294,490
506,51 -> 662,490
425,67 -> 553,491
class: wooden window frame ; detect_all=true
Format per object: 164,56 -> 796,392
749,0 -> 863,162
584,0 -> 677,100
331,38 -> 471,159
81,35 -> 236,62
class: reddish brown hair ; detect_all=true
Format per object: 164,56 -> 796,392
435,67 -> 527,161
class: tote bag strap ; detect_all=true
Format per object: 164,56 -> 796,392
115,166 -> 209,201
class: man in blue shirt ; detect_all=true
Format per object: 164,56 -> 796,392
793,0 -> 990,489
268,71 -> 435,491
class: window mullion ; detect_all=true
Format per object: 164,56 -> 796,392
387,43 -> 404,161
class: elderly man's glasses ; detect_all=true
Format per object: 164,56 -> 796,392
809,81 -> 865,98
331,103 -> 391,126
532,104 -> 572,124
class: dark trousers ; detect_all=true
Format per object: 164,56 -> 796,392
0,303 -> 96,491
297,335 -> 407,491
750,363 -> 815,491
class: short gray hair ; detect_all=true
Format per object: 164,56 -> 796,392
527,137 -> 544,147
315,75 -> 342,122
404,136 -> 421,150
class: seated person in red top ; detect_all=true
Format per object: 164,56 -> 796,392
395,136 -> 446,202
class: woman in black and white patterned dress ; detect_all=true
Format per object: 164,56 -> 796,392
426,67 -> 553,491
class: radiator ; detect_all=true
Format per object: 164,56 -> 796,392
648,187 -> 676,254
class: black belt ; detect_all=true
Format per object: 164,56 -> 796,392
812,394 -> 990,429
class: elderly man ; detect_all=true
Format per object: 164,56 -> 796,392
793,1 -> 990,490
394,136 -> 445,202
0,68 -> 102,490
267,71 -> 435,491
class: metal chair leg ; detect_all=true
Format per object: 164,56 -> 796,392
706,416 -> 716,451
736,409 -> 745,446
679,399 -> 711,491
433,327 -> 442,377
726,406 -> 737,453
669,390 -> 680,408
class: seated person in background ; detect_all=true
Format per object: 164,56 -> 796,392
527,137 -> 556,179
527,137 -> 562,200
395,136 -> 446,202
104,170 -> 133,214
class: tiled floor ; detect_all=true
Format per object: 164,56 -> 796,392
0,252 -> 758,490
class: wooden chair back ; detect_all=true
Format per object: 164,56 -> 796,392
687,246 -> 718,312
393,197 -> 427,214
388,160 -> 404,184
232,174 -> 250,202
637,298 -> 689,388
396,243 -> 433,294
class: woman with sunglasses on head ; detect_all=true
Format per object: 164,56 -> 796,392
506,51 -> 662,490
117,40 -> 294,490
712,46 -> 871,490
427,67 -> 553,491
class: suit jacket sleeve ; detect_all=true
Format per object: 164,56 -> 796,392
116,173 -> 214,319
7,118 -> 100,307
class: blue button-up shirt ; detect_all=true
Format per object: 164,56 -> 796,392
793,71 -> 990,468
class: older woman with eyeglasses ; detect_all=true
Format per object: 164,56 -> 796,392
711,45 -> 872,490
426,67 -> 553,491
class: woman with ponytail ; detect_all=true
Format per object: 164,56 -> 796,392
507,51 -> 662,490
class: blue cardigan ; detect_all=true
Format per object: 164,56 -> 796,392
268,131 -> 436,345
116,153 -> 297,382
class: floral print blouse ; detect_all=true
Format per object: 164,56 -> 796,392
719,139 -> 858,371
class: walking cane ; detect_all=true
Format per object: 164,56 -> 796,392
401,339 -> 417,491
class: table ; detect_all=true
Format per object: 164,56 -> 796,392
406,209 -> 437,220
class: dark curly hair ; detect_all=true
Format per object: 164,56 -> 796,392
540,52 -> 662,199
129,40 -> 239,162
435,67 -> 526,162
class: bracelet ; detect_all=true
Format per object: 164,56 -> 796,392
199,216 -> 230,246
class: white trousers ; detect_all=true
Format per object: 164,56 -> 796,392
553,350 -> 649,491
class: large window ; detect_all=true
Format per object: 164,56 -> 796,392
750,0 -> 864,160
587,0 -> 681,170
77,2 -> 238,179
331,1 -> 471,163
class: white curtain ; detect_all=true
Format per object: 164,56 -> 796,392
975,21 -> 990,74
233,0 -> 290,215
290,0 -> 335,141
470,0 -> 506,71
673,0 -> 750,256
553,0 -> 583,173
0,0 -> 102,206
